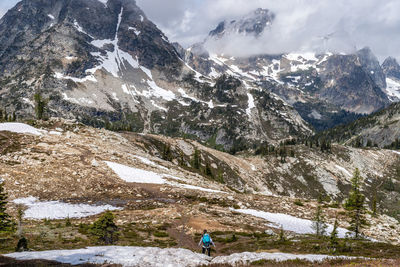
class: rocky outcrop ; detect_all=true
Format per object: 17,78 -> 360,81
382,57 -> 400,80
318,53 -> 389,114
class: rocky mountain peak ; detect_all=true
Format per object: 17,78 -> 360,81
208,8 -> 274,38
382,56 -> 400,80
355,46 -> 387,89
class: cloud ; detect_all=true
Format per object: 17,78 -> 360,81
137,0 -> 400,61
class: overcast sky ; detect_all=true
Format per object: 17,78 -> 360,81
1,0 -> 400,61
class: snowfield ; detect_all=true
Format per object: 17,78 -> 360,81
106,160 -> 225,193
105,161 -> 166,184
212,251 -> 358,265
5,246 -> 210,267
0,122 -> 44,135
5,246 -> 360,266
233,208 -> 350,238
13,197 -> 120,220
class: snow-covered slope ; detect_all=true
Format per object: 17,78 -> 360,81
5,246 -> 360,266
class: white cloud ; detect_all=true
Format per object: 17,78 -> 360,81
137,0 -> 400,61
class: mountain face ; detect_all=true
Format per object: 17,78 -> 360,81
382,57 -> 400,101
0,0 -> 312,151
181,9 -> 393,131
208,8 -> 274,38
317,102 -> 400,148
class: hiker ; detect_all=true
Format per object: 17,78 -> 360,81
198,229 -> 215,256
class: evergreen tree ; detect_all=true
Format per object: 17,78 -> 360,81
311,205 -> 327,237
0,182 -> 14,233
162,144 -> 172,161
329,219 -> 339,250
11,111 -> 16,122
15,236 -> 28,252
3,109 -> 7,121
178,151 -> 185,167
34,92 -> 48,120
344,168 -> 366,238
65,216 -> 72,227
89,211 -> 118,244
204,162 -> 213,177
278,225 -> 285,242
191,149 -> 201,169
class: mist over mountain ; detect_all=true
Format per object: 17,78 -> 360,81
137,0 -> 400,62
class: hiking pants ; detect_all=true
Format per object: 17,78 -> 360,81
202,246 -> 211,256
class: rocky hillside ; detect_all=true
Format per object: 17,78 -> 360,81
0,0 -> 312,151
1,120 -> 400,240
180,11 -> 394,131
315,101 -> 400,149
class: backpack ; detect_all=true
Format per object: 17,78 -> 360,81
202,233 -> 211,246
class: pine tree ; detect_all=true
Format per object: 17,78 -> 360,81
0,182 -> 14,233
162,144 -> 172,161
329,219 -> 339,250
178,151 -> 185,167
89,211 -> 118,244
344,168 -> 366,238
15,236 -> 28,252
278,225 -> 285,242
311,205 -> 327,237
65,216 -> 72,227
205,162 -> 213,177
34,92 -> 47,120
192,149 -> 201,169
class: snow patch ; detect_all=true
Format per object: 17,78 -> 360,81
246,93 -> 255,116
132,155 -> 168,170
392,150 -> 400,156
47,14 -> 55,20
73,20 -> 93,37
13,197 -> 120,220
96,0 -> 108,7
213,251 -> 358,265
140,66 -> 153,79
385,77 -> 400,101
174,184 -> 225,194
0,123 -> 43,136
128,27 -> 141,35
145,80 -> 176,101
55,72 -> 97,83
106,161 -> 223,193
105,161 -> 166,184
5,246 -> 361,266
335,165 -> 352,177
62,92 -> 95,105
87,8 -> 141,78
308,109 -> 322,120
5,246 -> 209,267
233,208 -> 350,238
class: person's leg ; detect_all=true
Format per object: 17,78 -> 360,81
207,247 -> 211,257
202,247 -> 205,254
